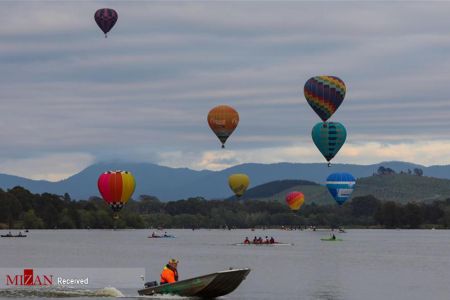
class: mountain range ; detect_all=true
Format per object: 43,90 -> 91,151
0,161 -> 450,201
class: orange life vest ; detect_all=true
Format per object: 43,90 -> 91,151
160,265 -> 178,284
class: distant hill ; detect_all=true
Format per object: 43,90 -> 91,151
1,161 -> 450,201
352,174 -> 450,203
241,174 -> 450,205
228,179 -> 318,200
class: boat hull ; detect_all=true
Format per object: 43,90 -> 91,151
233,242 -> 293,246
138,268 -> 250,298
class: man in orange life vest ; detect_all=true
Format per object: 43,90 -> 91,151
160,258 -> 179,284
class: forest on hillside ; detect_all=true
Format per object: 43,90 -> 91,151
1,186 -> 450,229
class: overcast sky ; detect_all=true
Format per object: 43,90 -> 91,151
1,1 -> 450,181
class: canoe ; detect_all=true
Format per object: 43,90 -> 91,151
233,242 -> 293,246
138,268 -> 250,298
147,235 -> 175,238
1,235 -> 27,238
321,238 -> 343,241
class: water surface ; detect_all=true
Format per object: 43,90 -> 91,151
1,229 -> 449,299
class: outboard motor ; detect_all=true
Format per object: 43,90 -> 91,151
144,281 -> 158,288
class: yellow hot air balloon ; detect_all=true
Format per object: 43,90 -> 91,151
228,174 -> 250,198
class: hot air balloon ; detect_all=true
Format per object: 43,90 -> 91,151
312,121 -> 346,166
207,105 -> 239,148
326,172 -> 356,205
98,170 -> 135,218
285,191 -> 305,211
228,174 -> 250,198
304,76 -> 346,122
95,8 -> 118,37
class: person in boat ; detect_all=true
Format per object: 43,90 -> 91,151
160,258 -> 179,285
269,237 -> 275,244
152,232 -> 158,238
244,237 -> 250,244
18,231 -> 23,237
264,236 -> 270,244
257,237 -> 263,244
253,236 -> 258,244
331,233 -> 336,240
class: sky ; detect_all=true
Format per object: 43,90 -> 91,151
1,1 -> 450,181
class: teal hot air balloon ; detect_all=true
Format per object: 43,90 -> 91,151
312,122 -> 346,166
326,172 -> 355,205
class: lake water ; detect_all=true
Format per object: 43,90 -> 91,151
0,229 -> 449,299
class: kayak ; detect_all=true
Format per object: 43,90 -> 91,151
138,268 -> 250,298
321,238 -> 343,241
148,235 -> 175,238
233,242 -> 293,246
1,235 -> 27,238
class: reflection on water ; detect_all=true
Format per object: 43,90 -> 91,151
1,229 -> 450,299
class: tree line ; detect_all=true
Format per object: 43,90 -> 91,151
1,186 -> 450,229
376,166 -> 423,176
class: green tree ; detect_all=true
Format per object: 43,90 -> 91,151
22,210 -> 44,229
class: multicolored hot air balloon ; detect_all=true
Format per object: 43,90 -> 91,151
228,174 -> 250,198
98,170 -> 135,218
285,191 -> 305,211
312,121 -> 346,166
95,8 -> 118,37
207,105 -> 239,148
304,76 -> 346,122
326,172 -> 356,205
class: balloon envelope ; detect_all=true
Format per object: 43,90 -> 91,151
228,174 -> 250,198
304,76 -> 346,122
311,121 -> 346,163
207,105 -> 239,148
95,8 -> 118,36
285,191 -> 305,211
98,170 -> 135,212
326,172 -> 356,205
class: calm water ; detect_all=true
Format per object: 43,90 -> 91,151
0,229 -> 449,299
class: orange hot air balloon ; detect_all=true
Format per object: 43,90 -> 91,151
98,170 -> 135,218
207,105 -> 239,148
285,191 -> 305,211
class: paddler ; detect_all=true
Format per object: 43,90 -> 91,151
160,258 -> 179,284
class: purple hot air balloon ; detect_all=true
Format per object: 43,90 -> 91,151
94,8 -> 118,37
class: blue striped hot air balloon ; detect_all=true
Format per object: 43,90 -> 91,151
326,172 -> 356,205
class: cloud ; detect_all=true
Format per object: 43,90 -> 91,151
0,153 -> 95,181
1,2 -> 450,179
159,140 -> 450,171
